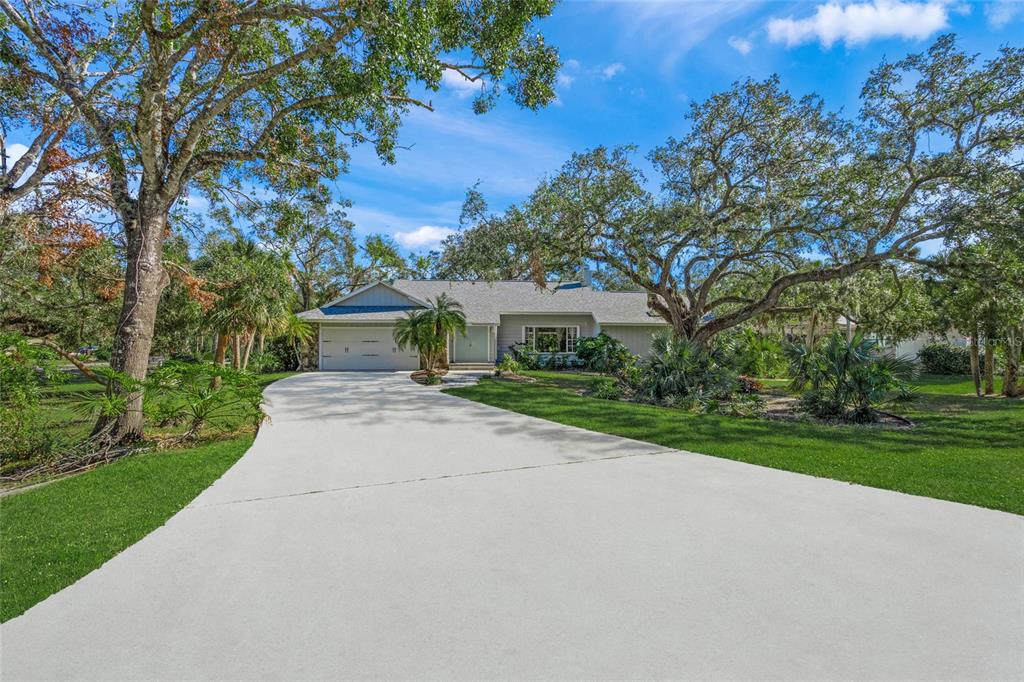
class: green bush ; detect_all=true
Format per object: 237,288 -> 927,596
144,361 -> 264,441
633,334 -> 738,408
727,328 -> 787,378
495,355 -> 523,376
918,342 -> 971,375
786,331 -> 916,423
588,376 -> 623,400
0,332 -> 67,464
263,336 -> 301,372
248,350 -> 285,374
576,333 -> 636,375
507,343 -> 540,370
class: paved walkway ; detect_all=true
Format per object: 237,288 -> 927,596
2,372 -> 1021,680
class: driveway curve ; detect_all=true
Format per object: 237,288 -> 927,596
2,372 -> 1021,680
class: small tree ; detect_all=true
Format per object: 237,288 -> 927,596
393,294 -> 467,375
279,314 -> 314,371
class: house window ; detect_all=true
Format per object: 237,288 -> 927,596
523,326 -> 579,353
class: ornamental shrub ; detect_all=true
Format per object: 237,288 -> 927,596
785,331 -> 916,423
507,343 -> 540,370
917,342 -> 971,375
588,376 -> 623,400
575,333 -> 636,376
633,334 -> 738,408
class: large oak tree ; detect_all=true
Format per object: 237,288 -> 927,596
441,36 -> 1023,345
1,0 -> 559,441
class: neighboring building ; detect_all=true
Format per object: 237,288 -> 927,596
298,279 -> 669,370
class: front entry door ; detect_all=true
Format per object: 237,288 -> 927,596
455,326 -> 490,363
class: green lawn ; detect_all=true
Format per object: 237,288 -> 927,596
445,372 -> 1024,515
0,370 -> 297,622
0,437 -> 252,622
32,370 -> 297,444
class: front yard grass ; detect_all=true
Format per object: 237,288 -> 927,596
445,372 -> 1023,515
0,437 -> 252,622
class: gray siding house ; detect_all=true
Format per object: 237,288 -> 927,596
298,279 -> 669,371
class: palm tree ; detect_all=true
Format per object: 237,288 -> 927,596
279,314 -> 314,370
393,294 -> 467,374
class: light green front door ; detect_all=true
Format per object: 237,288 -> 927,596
455,326 -> 490,363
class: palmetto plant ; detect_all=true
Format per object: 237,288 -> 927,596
144,361 -> 264,442
785,331 -> 916,422
393,294 -> 467,374
634,334 -> 737,406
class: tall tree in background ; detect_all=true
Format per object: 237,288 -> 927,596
198,233 -> 295,371
441,37 -> 1023,346
255,189 -> 355,311
0,0 -> 559,441
928,244 -> 1024,397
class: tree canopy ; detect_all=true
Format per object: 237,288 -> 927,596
438,36 -> 1024,345
1,0 -> 560,441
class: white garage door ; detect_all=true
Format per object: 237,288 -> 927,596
321,326 -> 419,371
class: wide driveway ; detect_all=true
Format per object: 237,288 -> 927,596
3,372 -> 1022,680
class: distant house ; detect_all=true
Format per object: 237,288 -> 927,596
778,315 -> 968,360
298,279 -> 668,370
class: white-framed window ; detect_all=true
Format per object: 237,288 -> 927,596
523,326 -> 579,353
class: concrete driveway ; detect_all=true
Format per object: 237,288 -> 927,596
2,372 -> 1021,680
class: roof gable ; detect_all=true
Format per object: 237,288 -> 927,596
324,281 -> 429,308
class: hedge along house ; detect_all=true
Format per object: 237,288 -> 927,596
298,280 -> 670,371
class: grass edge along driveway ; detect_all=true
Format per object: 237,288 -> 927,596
444,372 -> 1024,516
0,437 -> 253,622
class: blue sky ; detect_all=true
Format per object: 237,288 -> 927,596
339,0 -> 1023,252
4,1 -> 1019,253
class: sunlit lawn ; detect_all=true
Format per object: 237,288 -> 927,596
0,437 -> 252,622
445,371 -> 1023,515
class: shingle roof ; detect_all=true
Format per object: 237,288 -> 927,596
298,280 -> 668,325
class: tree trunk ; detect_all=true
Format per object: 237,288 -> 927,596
242,331 -> 255,370
232,335 -> 241,369
258,333 -> 265,354
969,327 -> 982,398
806,310 -> 818,350
213,334 -> 229,366
92,212 -> 170,442
1004,326 -> 1021,398
984,335 -> 996,395
212,333 -> 230,389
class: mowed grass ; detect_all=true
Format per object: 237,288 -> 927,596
31,370 -> 297,445
0,437 -> 251,622
445,372 -> 1024,515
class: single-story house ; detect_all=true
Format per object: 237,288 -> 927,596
298,279 -> 669,371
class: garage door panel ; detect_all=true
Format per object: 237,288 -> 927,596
321,326 -> 419,371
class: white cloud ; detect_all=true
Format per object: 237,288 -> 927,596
4,142 -> 28,167
393,225 -> 456,250
766,0 -> 951,48
563,58 -> 581,70
440,68 -> 484,97
986,0 -> 1023,27
728,35 -> 753,54
601,63 -> 625,79
557,72 -> 575,88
